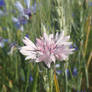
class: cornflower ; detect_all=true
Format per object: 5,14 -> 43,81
20,31 -> 75,68
15,0 -> 36,20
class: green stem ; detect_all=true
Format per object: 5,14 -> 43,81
15,55 -> 18,82
49,69 -> 54,92
32,65 -> 39,92
25,64 -> 30,92
65,68 -> 68,92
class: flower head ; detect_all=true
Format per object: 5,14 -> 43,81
88,2 -> 92,7
0,0 -> 7,16
72,67 -> 78,76
0,37 -> 8,48
0,0 -> 5,7
56,70 -> 62,75
20,31 -> 74,68
0,8 -> 7,16
15,0 -> 37,20
12,16 -> 27,31
8,42 -> 18,55
29,74 -> 33,82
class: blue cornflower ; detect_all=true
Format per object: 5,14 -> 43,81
9,42 -> 17,48
29,75 -> 33,82
15,0 -> 37,20
72,67 -> 78,76
25,34 -> 29,38
55,64 -> 62,75
0,0 -> 6,16
0,0 -> 5,7
73,43 -> 78,50
0,8 -> 7,16
8,42 -> 18,55
0,37 -> 4,48
3,39 -> 8,42
2,27 -> 7,31
88,2 -> 92,7
21,77 -> 25,81
77,90 -> 86,92
72,13 -> 75,17
0,10 -> 3,16
55,64 -> 60,68
56,70 -> 62,75
66,69 -> 70,77
12,16 -> 27,31
69,45 -> 73,49
0,37 -> 8,48
0,9 -> 6,16
70,43 -> 78,51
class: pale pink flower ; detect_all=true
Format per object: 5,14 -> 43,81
20,31 -> 74,68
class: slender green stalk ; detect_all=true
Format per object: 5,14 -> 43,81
65,68 -> 68,92
32,65 -> 39,92
25,64 -> 30,92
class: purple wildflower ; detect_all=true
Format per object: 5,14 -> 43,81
70,43 -> 78,51
15,0 -> 37,20
25,34 -> 29,38
0,0 -> 5,7
9,42 -> 17,48
29,75 -> 33,82
0,37 -> 8,48
56,70 -> 62,75
72,13 -> 75,17
7,42 -> 18,55
77,90 -> 86,92
72,67 -> 78,76
66,69 -> 70,77
88,2 -> 92,6
12,16 -> 27,31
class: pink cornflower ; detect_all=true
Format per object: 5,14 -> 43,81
20,31 -> 74,68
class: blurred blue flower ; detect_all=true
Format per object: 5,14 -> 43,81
65,68 -> 78,78
0,7 -> 7,17
0,37 -> 8,48
3,39 -> 8,42
66,69 -> 70,76
74,43 -> 78,50
0,40 -> 4,48
69,45 -> 73,49
72,13 -> 75,17
9,42 -> 17,48
21,77 -> 25,81
8,42 -> 18,55
72,67 -> 78,76
0,0 -> 5,7
0,0 -> 6,16
55,64 -> 60,68
0,8 -> 7,17
12,16 -> 27,31
10,9 -> 17,14
15,0 -> 37,20
0,10 -> 4,16
29,75 -> 33,82
70,43 -> 78,51
56,70 -> 62,75
25,34 -> 29,38
2,27 -> 7,31
77,90 -> 86,92
88,2 -> 92,7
